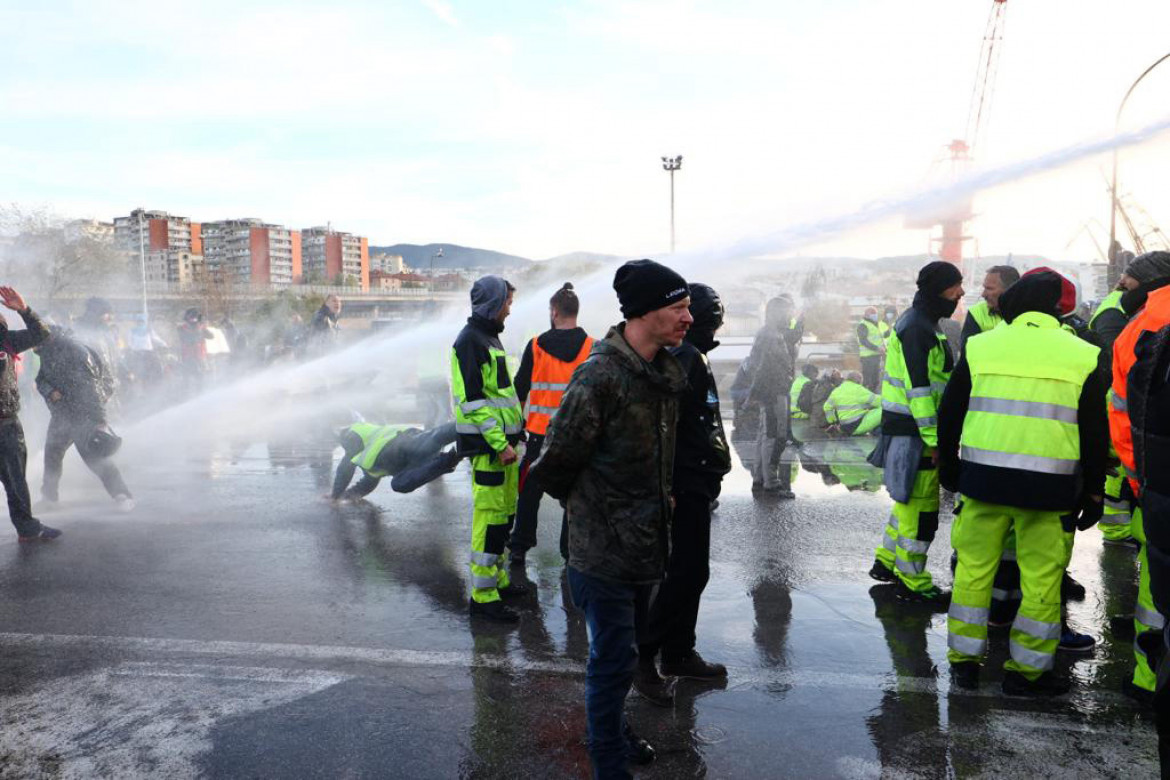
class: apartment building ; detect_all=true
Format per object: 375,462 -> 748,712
301,227 -> 369,291
113,209 -> 203,286
200,218 -> 302,286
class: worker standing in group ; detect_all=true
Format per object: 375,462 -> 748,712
1108,253 -> 1170,701
938,270 -> 1107,696
1094,253 -> 1170,547
869,261 -> 963,605
959,265 -> 1019,354
858,307 -> 886,392
1123,318 -> 1170,769
747,295 -> 799,499
530,259 -> 691,778
823,371 -> 881,436
636,282 -> 732,706
451,276 -> 526,623
508,282 -> 592,566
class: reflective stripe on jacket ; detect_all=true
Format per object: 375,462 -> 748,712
450,328 -> 524,453
825,380 -> 880,426
350,423 -> 413,478
881,315 -> 952,448
526,335 -> 593,435
859,319 -> 884,358
1111,286 -> 1170,493
962,311 -> 1098,479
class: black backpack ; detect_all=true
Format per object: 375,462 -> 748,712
1128,323 -> 1170,495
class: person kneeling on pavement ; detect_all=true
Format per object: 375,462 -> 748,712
824,371 -> 882,437
938,270 -> 1107,697
331,421 -> 462,501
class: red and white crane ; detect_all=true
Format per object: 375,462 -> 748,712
910,0 -> 1009,275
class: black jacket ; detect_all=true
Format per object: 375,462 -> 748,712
0,308 -> 49,418
36,333 -> 114,422
670,340 -> 731,499
514,326 -> 590,406
1129,324 -> 1170,615
880,294 -> 955,439
937,355 -> 1108,512
451,313 -> 520,455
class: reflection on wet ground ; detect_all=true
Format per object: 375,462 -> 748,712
0,432 -> 1156,778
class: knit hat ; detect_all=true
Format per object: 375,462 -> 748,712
613,259 -> 689,319
1124,251 -> 1170,284
916,261 -> 963,296
998,269 -> 1073,323
1022,267 -> 1077,316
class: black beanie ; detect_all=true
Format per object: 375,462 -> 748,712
916,261 -> 963,296
613,259 -> 689,319
997,271 -> 1063,324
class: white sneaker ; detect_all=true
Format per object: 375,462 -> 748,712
114,495 -> 136,512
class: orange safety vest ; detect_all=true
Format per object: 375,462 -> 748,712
1110,285 -> 1170,494
526,335 -> 593,435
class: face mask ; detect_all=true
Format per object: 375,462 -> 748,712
938,297 -> 959,319
865,314 -> 877,323
885,312 -> 895,321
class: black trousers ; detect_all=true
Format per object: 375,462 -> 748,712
508,433 -> 545,553
42,413 -> 131,501
861,355 -> 882,392
0,418 -> 42,537
640,490 -> 713,662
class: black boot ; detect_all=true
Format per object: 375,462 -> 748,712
1002,670 -> 1070,697
632,658 -> 675,707
623,722 -> 656,766
949,662 -> 980,691
468,599 -> 519,623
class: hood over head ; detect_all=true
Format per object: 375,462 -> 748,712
470,275 -> 514,321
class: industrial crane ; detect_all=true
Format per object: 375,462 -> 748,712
909,0 -> 1009,277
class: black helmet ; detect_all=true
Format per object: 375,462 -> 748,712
687,283 -> 724,331
86,425 -> 123,459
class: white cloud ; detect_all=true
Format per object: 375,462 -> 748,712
421,0 -> 460,28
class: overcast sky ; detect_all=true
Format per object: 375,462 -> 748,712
3,0 -> 1170,262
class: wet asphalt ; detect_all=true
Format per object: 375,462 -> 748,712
0,429 -> 1158,779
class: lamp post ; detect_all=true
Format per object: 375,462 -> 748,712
661,155 -> 683,253
430,247 -> 444,294
1108,52 -> 1170,283
137,209 -> 149,320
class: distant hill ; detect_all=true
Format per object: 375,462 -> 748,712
539,251 -> 628,266
369,243 -> 532,270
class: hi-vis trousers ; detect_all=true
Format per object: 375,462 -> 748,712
947,497 -> 1069,680
469,452 -> 519,604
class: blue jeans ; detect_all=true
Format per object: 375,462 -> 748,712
567,566 -> 653,780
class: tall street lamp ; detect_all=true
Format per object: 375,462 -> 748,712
662,155 -> 683,253
430,247 -> 444,294
1109,51 -> 1170,283
137,209 -> 149,321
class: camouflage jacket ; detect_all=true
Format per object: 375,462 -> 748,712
529,323 -> 686,584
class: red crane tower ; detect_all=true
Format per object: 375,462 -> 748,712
908,0 -> 1009,277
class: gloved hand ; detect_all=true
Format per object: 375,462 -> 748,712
440,449 -> 463,472
939,456 -> 960,493
1073,494 -> 1104,531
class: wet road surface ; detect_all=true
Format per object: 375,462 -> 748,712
0,435 -> 1157,778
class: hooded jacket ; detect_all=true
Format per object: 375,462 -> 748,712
36,332 -> 115,422
529,323 -> 686,583
0,308 -> 49,419
670,333 -> 732,499
451,276 -> 520,455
